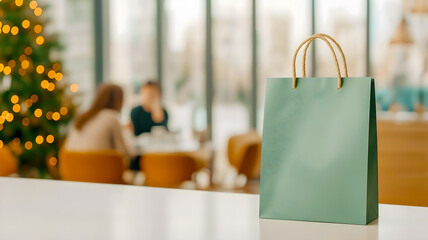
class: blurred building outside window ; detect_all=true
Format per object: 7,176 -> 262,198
163,0 -> 206,138
315,0 -> 367,78
110,0 -> 157,123
212,0 -> 252,174
371,0 -> 428,113
41,0 -> 96,110
258,0 -> 312,132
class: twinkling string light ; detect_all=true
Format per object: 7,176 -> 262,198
0,0 -> 78,156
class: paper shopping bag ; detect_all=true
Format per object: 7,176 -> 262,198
259,33 -> 378,225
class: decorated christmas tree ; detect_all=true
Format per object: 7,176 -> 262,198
0,0 -> 75,177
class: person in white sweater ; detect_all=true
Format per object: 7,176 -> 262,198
65,84 -> 131,159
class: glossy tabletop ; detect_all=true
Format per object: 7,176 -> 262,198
0,177 -> 427,240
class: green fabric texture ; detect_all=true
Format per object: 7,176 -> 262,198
259,77 -> 378,225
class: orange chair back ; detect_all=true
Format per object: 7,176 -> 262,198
227,132 -> 262,179
378,120 -> 428,207
141,153 -> 197,188
59,150 -> 124,184
0,146 -> 18,176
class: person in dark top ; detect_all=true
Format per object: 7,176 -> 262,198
131,106 -> 168,135
129,81 -> 168,171
131,81 -> 168,136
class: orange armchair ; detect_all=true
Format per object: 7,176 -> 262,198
141,153 -> 204,188
227,132 -> 262,180
0,146 -> 18,176
59,149 -> 125,184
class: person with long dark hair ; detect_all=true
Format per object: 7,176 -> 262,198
65,84 -> 130,159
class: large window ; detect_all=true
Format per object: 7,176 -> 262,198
106,0 -> 428,133
163,0 -> 206,133
371,0 -> 428,112
315,0 -> 367,77
258,0 -> 312,130
110,0 -> 157,120
41,0 -> 96,109
212,0 -> 252,147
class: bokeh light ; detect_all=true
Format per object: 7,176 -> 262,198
60,107 -> 68,116
49,157 -> 57,166
25,141 -> 32,150
11,95 -> 19,104
34,7 -> 42,16
11,26 -> 19,35
24,47 -> 32,55
8,60 -> 16,68
2,111 -> 9,118
47,70 -> 55,79
18,68 -> 26,76
25,99 -> 33,107
36,65 -> 44,74
36,36 -> 44,45
6,113 -> 14,122
47,82 -> 55,91
21,60 -> 30,69
2,24 -> 10,34
70,83 -> 79,93
30,95 -> 38,103
52,112 -> 60,121
15,0 -> 23,7
12,138 -> 21,146
46,134 -> 54,144
29,1 -> 38,9
46,111 -> 53,120
55,73 -> 63,81
34,24 -> 42,33
35,135 -> 44,144
40,80 -> 49,89
34,108 -> 42,118
22,19 -> 30,29
12,104 -> 21,113
19,54 -> 27,62
3,66 -> 11,75
6,61 -> 14,68
22,117 -> 30,126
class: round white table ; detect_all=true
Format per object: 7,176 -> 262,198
126,130 -> 202,155
1,178 -> 428,239
134,136 -> 200,154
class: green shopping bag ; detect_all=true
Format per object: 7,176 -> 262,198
259,33 -> 378,225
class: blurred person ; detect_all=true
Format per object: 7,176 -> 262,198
65,84 -> 131,159
130,81 -> 168,136
128,81 -> 168,171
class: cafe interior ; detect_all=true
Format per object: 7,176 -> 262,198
0,0 -> 428,209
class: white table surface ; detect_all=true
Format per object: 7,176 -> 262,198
0,177 -> 427,240
133,134 -> 200,154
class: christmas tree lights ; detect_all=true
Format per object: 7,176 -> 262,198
0,0 -> 76,176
